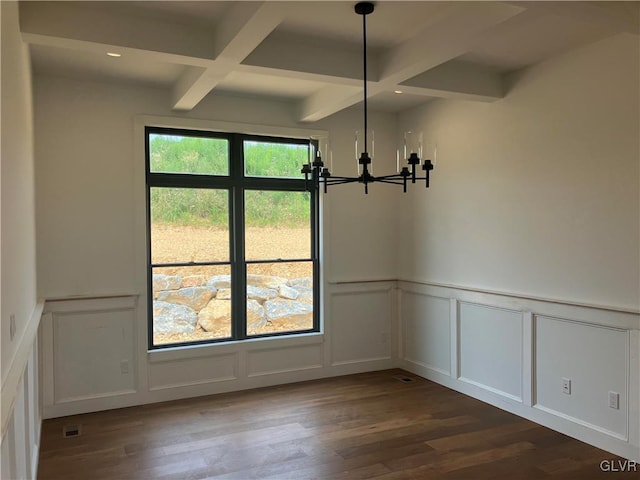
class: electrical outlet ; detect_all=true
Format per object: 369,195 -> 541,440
608,391 -> 620,410
120,359 -> 129,374
562,377 -> 571,395
9,314 -> 16,341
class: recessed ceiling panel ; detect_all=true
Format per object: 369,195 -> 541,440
274,1 -> 456,48
30,44 -> 185,88
76,1 -> 230,28
457,10 -> 615,71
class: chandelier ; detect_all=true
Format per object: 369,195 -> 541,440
301,1 -> 435,194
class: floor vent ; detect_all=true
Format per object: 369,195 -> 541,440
393,375 -> 416,384
62,424 -> 82,438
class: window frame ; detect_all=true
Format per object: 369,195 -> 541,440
145,126 -> 320,350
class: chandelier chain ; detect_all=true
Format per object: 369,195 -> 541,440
362,9 -> 368,152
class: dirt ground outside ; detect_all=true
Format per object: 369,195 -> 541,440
152,224 -> 312,276
152,224 -> 314,345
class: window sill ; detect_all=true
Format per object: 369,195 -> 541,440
147,331 -> 324,363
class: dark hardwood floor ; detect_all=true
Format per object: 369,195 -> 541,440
37,370 -> 636,479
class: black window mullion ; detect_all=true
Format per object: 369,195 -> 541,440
246,258 -> 312,264
145,130 -> 154,350
311,187 -> 320,332
242,177 -> 308,191
240,133 -> 309,146
147,172 -> 232,189
230,134 -> 247,340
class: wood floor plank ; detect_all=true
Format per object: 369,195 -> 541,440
37,369 -> 634,479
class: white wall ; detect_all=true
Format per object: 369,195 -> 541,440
397,33 -> 640,461
398,33 -> 639,311
34,78 -> 399,297
33,75 -> 399,418
1,2 -> 43,478
1,0 -> 37,393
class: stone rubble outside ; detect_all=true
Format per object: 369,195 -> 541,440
152,273 -> 313,337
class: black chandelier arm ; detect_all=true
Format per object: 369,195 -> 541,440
375,173 -> 415,181
375,177 -> 403,183
375,178 -> 408,186
377,176 -> 409,192
323,176 -> 361,185
306,171 -> 434,193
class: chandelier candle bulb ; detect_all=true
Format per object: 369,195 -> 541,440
311,134 -> 332,172
423,143 -> 437,167
404,131 -> 423,160
325,140 -> 334,172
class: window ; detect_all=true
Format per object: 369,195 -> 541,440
146,127 -> 319,349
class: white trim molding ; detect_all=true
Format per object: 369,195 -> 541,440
1,303 -> 43,480
1,301 -> 44,436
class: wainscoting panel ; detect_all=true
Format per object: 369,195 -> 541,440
1,323 -> 41,480
53,309 -> 136,403
42,296 -> 138,417
397,280 -> 640,461
149,352 -> 238,390
248,343 -> 323,377
41,282 -> 395,418
329,283 -> 394,366
458,302 -> 523,401
400,291 -> 451,375
535,315 -> 628,439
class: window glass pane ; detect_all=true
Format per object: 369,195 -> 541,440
244,141 -> 308,178
246,262 -> 313,336
149,134 -> 229,175
244,190 -> 311,260
152,265 -> 232,346
150,188 -> 229,264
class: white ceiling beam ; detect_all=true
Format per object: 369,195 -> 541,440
298,85 -> 364,123
172,2 -> 283,111
236,64 -> 363,87
213,2 -> 283,61
172,65 -> 233,111
171,62 -> 233,111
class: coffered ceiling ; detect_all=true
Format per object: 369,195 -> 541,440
21,1 -> 639,121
